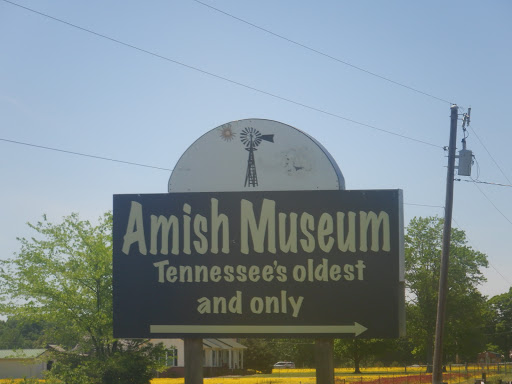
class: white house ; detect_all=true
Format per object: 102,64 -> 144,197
203,338 -> 246,370
151,338 -> 246,377
0,349 -> 50,379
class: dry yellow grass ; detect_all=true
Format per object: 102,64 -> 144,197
1,365 -> 503,384
0,381 -> 44,384
270,367 -> 426,374
152,379 -> 316,384
150,369 -> 492,384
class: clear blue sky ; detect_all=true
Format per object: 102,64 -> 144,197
1,0 -> 511,298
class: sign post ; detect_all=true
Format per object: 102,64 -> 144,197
184,338 -> 203,384
316,339 -> 334,384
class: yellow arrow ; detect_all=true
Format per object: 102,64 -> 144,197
150,323 -> 367,336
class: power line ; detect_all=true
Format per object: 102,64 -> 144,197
472,182 -> 512,226
456,116 -> 512,234
456,179 -> 512,288
470,125 -> 512,185
2,137 -> 449,210
487,265 -> 512,288
1,0 -> 443,150
4,137 -> 510,291
196,0 -> 511,195
192,0 -> 453,105
452,217 -> 512,287
456,179 -> 512,188
405,203 -> 444,209
1,1 -> 507,298
0,138 -> 172,172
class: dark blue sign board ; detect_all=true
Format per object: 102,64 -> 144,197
113,190 -> 404,338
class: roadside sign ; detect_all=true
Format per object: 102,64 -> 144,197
113,189 -> 404,338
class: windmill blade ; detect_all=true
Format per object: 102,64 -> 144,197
260,134 -> 274,143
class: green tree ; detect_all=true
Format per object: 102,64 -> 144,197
240,338 -> 316,371
0,318 -> 46,349
376,338 -> 415,366
0,213 -> 167,384
239,338 -> 279,373
405,216 -> 488,368
269,339 -> 315,368
485,288 -> 512,359
334,339 -> 387,372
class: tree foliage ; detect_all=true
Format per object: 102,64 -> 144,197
47,339 -> 167,384
405,216 -> 488,365
239,338 -> 279,372
485,288 -> 512,358
0,318 -> 46,349
268,339 -> 315,368
334,339 -> 387,372
0,213 -> 113,350
240,338 -> 315,371
0,213 -> 167,384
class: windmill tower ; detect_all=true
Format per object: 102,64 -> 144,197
240,127 -> 274,187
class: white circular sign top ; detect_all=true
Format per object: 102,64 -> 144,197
168,119 -> 345,192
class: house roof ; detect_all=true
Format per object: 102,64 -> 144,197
0,349 -> 47,359
202,338 -> 247,349
203,338 -> 231,349
47,344 -> 66,353
217,338 -> 247,349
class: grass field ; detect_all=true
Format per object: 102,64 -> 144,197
149,366 -> 512,384
1,365 -> 511,384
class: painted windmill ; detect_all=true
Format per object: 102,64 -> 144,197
240,127 -> 274,187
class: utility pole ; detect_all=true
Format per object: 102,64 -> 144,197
432,104 -> 459,384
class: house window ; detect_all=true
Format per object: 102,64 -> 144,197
165,349 -> 178,367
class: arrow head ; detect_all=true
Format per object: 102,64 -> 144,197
354,322 -> 368,337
